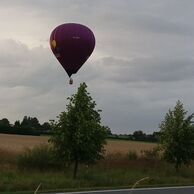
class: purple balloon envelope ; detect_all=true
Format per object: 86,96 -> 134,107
50,23 -> 95,77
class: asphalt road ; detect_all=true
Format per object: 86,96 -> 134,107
49,186 -> 194,194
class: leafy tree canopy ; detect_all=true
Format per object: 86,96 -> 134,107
0,118 -> 10,127
159,100 -> 194,171
21,116 -> 41,129
49,82 -> 107,178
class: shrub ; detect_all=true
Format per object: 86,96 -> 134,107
140,147 -> 160,160
105,152 -> 126,160
17,144 -> 58,170
127,151 -> 138,160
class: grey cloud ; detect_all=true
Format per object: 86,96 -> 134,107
95,56 -> 194,83
128,15 -> 194,37
0,39 -> 61,90
0,40 -> 193,133
1,1 -> 194,133
0,39 -> 29,64
0,39 -> 74,123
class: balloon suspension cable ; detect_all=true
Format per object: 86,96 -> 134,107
69,77 -> 73,85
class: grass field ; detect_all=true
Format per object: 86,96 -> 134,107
1,133 -> 194,193
0,134 -> 48,153
0,133 -> 156,154
105,139 -> 156,155
0,133 -> 158,192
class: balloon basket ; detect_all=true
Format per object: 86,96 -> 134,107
69,78 -> 73,85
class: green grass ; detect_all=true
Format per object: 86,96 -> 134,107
1,159 -> 194,193
1,146 -> 194,193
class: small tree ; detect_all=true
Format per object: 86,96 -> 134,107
41,122 -> 52,131
133,130 -> 146,141
0,118 -> 10,127
21,116 -> 40,129
14,120 -> 21,128
49,82 -> 107,178
159,100 -> 194,171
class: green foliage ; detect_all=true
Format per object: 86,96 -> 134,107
0,118 -> 12,133
140,147 -> 160,160
159,100 -> 194,171
133,130 -> 146,141
127,151 -> 138,160
17,144 -> 56,170
14,120 -> 21,127
20,116 -> 41,129
41,122 -> 52,131
0,116 -> 52,136
0,118 -> 10,127
49,82 -> 107,178
103,126 -> 112,136
3,148 -> 194,191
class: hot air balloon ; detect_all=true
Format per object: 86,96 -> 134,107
50,23 -> 95,84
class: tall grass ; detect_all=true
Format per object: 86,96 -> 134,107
127,151 -> 138,160
140,147 -> 160,160
17,144 -> 60,171
1,146 -> 194,192
0,148 -> 18,171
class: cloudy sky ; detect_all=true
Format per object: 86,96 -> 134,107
0,0 -> 194,134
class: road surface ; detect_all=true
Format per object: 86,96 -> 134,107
47,186 -> 194,194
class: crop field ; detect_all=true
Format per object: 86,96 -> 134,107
0,134 -> 48,153
1,133 -> 194,192
0,133 -> 156,154
105,139 -> 156,155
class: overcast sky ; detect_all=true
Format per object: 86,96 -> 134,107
0,0 -> 194,134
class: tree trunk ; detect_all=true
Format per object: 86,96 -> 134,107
73,159 -> 78,179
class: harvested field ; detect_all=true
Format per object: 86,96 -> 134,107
0,134 -> 48,153
0,134 -> 156,154
104,139 -> 156,155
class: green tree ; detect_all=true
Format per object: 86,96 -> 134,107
21,116 -> 41,129
0,118 -> 10,127
14,120 -> 21,128
49,82 -> 107,178
104,126 -> 112,136
159,100 -> 194,171
133,130 -> 146,141
0,118 -> 11,133
41,122 -> 52,131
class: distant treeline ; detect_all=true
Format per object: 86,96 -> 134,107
0,116 -> 52,136
0,117 -> 159,141
108,130 -> 160,142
